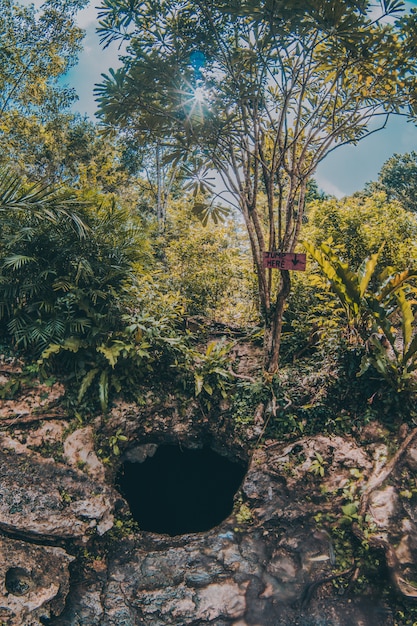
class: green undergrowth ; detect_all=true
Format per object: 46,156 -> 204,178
333,524 -> 417,626
229,346 -> 417,445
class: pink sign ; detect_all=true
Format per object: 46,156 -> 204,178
263,252 -> 306,271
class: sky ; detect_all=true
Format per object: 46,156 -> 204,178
28,0 -> 417,198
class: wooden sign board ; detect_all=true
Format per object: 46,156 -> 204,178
263,252 -> 306,271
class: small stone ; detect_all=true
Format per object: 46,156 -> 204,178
125,443 -> 158,463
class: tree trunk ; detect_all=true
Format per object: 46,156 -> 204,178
156,141 -> 163,226
264,270 -> 291,373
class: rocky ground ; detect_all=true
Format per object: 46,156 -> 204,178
0,363 -> 416,625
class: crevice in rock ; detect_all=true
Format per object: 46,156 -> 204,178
0,526 -> 72,550
116,444 -> 248,536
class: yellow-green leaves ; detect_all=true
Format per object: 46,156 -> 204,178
190,339 -> 234,409
191,202 -> 230,227
358,244 -> 384,299
304,240 -> 417,393
0,0 -> 84,115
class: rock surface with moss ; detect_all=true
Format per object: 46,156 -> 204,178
1,366 -> 417,625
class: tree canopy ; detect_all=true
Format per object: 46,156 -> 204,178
0,0 -> 88,116
0,0 -> 89,181
97,0 -> 417,369
369,151 -> 417,212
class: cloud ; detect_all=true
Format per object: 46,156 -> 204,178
76,4 -> 100,28
313,175 -> 345,199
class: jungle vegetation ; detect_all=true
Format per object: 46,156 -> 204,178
3,4 -> 417,622
1,0 -> 417,433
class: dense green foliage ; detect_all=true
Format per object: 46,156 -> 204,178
0,0 -> 417,431
0,175 -> 147,353
305,241 -> 417,393
0,0 -> 87,178
260,193 -> 417,431
0,170 -> 253,412
0,0 -> 85,115
160,204 -> 256,321
95,0 -> 417,370
281,195 -> 417,354
1,7 -> 417,619
4,113 -> 134,190
305,193 -> 417,271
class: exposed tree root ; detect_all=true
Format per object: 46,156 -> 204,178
0,409 -> 67,427
353,427 -> 417,599
359,427 -> 417,518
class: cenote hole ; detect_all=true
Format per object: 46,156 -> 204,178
117,445 -> 247,536
5,567 -> 31,596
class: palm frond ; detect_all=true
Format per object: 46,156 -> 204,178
2,254 -> 36,270
0,169 -> 88,238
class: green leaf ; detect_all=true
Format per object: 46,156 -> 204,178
404,333 -> 417,365
77,368 -> 99,404
357,354 -> 371,378
203,382 -> 213,395
342,502 -> 358,518
358,244 -> 383,298
377,270 -> 414,302
0,170 -> 88,237
97,341 -> 129,368
381,0 -> 405,15
39,337 -> 83,363
38,343 -> 63,362
396,289 -> 414,355
303,241 -> 361,319
205,340 -> 217,357
2,254 -> 35,270
99,369 -> 109,412
192,202 -> 230,227
195,373 -> 204,396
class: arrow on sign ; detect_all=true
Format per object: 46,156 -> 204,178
263,252 -> 306,271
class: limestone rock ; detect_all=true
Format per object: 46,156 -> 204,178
195,581 -> 247,620
0,391 -> 408,626
0,373 -> 65,420
63,426 -> 106,481
21,420 -> 68,449
0,534 -> 73,625
358,434 -> 417,600
0,433 -> 117,542
368,485 -> 398,528
53,435 -> 393,625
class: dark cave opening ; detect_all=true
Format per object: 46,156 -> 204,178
117,445 -> 248,536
